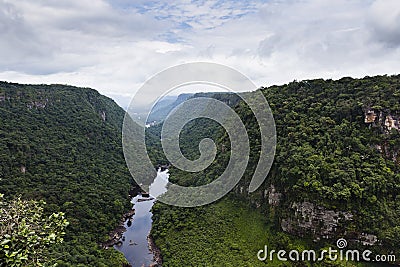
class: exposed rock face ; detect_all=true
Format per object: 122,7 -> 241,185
231,107 -> 395,247
100,111 -> 106,121
364,109 -> 400,163
365,110 -> 377,123
239,186 -> 245,195
359,233 -> 378,246
148,235 -> 162,267
236,184 -> 377,243
280,201 -> 378,245
384,114 -> 399,131
27,99 -> 48,109
281,201 -> 353,240
266,185 -> 281,207
364,109 -> 400,133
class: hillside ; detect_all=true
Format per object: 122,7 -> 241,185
0,82 -> 135,266
151,75 -> 400,266
146,93 -> 194,124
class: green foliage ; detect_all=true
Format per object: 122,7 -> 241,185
0,82 -> 133,266
258,76 -> 400,251
0,193 -> 69,267
150,75 -> 400,265
151,196 -> 282,266
151,195 -> 362,267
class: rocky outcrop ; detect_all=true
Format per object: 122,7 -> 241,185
281,201 -> 353,240
364,109 -> 400,133
384,114 -> 399,131
364,110 -> 377,123
27,99 -> 48,109
266,185 -> 281,206
364,109 -> 400,163
359,233 -> 378,246
100,111 -> 106,121
281,201 -> 378,245
102,208 -> 135,248
148,234 -> 162,267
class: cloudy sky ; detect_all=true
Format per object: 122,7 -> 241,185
0,0 -> 399,107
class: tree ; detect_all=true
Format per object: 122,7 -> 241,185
0,193 -> 69,267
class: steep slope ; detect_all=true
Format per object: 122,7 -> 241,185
0,82 -> 135,266
150,75 -> 400,266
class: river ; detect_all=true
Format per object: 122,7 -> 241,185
115,169 -> 169,267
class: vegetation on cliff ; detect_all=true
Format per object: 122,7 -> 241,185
151,75 -> 400,266
0,82 -> 134,266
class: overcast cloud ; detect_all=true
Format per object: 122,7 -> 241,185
0,0 -> 399,107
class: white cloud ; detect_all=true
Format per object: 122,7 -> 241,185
0,0 -> 169,74
367,0 -> 400,47
0,0 -> 399,108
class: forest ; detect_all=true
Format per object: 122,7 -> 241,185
0,82 -> 135,266
150,75 -> 400,266
1,74 -> 399,266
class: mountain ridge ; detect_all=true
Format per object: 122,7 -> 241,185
0,81 -> 135,266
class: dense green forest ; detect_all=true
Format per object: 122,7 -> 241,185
0,82 -> 135,266
1,74 -> 399,266
150,75 -> 400,266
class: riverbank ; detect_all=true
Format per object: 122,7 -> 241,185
102,184 -> 141,249
148,234 -> 163,267
103,208 -> 136,248
112,170 -> 169,267
150,195 -> 309,266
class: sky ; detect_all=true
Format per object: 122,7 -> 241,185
0,0 -> 399,108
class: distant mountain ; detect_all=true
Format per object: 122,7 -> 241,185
147,93 -> 194,124
0,82 -> 135,266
